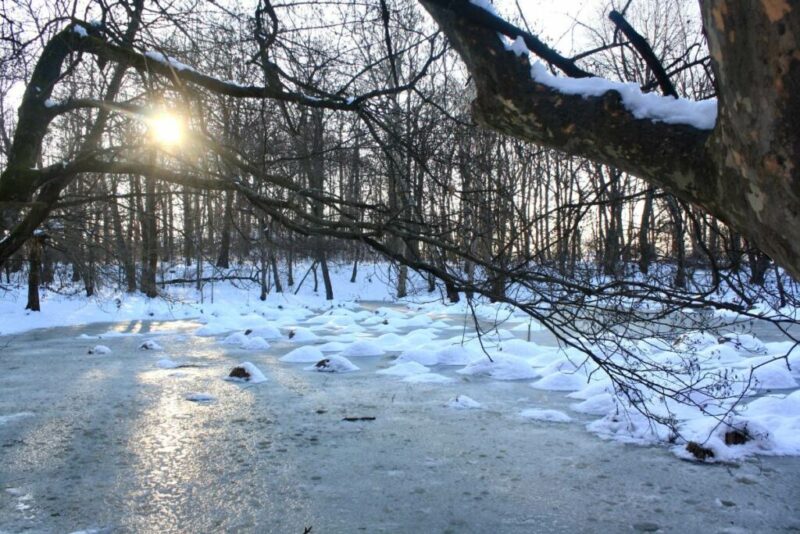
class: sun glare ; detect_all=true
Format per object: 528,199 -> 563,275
149,113 -> 182,146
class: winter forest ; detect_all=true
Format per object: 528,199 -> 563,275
1,0 -> 799,531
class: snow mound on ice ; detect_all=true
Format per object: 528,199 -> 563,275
139,339 -> 163,351
287,327 -> 319,343
447,395 -> 482,409
402,373 -> 453,384
227,361 -> 267,383
458,354 -> 538,380
281,346 -> 325,363
305,355 -> 359,373
341,340 -> 385,357
377,361 -> 430,377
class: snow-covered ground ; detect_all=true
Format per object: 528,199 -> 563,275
1,262 -> 799,461
1,262 -> 800,530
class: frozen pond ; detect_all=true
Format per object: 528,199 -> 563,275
1,308 -> 799,533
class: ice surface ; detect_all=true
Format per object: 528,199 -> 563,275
184,392 -> 216,402
520,408 -> 573,423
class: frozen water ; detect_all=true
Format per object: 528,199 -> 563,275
1,303 -> 799,532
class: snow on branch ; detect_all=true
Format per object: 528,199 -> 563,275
504,37 -> 718,131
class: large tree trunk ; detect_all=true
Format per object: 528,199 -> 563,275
419,0 -> 800,280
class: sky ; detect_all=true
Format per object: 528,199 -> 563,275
500,0 -> 605,54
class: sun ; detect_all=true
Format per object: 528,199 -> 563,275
148,112 -> 182,146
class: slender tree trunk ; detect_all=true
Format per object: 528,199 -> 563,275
638,188 -> 655,274
216,189 -> 233,269
350,249 -> 359,283
666,196 -> 686,289
183,189 -> 193,266
270,253 -> 283,293
25,235 -> 44,311
319,251 -> 334,300
748,249 -> 771,286
260,254 -> 268,301
287,246 -> 294,287
141,175 -> 158,298
110,193 -> 136,292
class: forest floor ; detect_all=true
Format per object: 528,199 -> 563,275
1,263 -> 800,532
